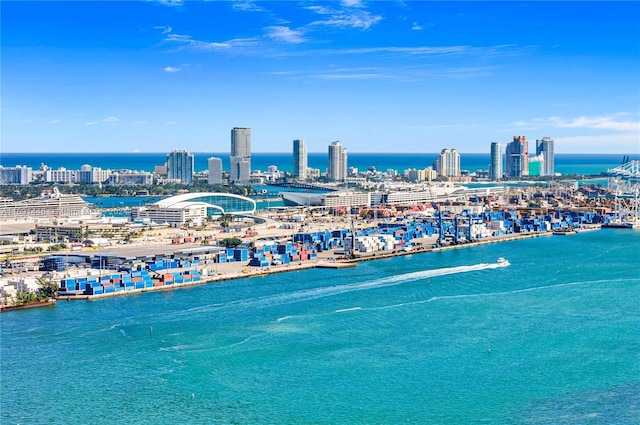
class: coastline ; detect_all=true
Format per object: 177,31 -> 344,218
53,230 -> 554,302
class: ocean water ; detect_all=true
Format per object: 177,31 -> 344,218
2,229 -> 639,424
1,152 -> 637,176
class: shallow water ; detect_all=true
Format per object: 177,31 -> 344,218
2,229 -> 639,424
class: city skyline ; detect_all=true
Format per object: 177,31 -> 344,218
3,1 -> 639,154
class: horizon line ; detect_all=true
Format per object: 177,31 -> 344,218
2,151 -> 638,156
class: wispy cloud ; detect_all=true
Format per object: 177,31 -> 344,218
232,1 -> 266,13
154,25 -> 172,34
412,22 -> 423,31
265,26 -> 306,44
341,0 -> 365,7
306,4 -> 383,30
153,0 -> 184,7
512,113 -> 640,132
86,116 -> 119,126
164,66 -> 182,73
164,30 -> 257,51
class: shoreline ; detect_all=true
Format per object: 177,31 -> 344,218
52,230 -> 555,302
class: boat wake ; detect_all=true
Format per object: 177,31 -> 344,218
183,262 -> 501,314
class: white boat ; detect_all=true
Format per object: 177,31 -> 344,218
497,257 -> 510,267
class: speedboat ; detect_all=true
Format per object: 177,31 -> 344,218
497,257 -> 510,267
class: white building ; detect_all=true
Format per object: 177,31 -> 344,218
0,165 -> 32,185
536,136 -> 555,176
207,157 -> 223,185
328,141 -> 347,182
293,139 -> 307,179
489,142 -> 502,181
435,149 -> 460,177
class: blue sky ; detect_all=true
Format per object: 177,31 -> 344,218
2,1 -> 639,154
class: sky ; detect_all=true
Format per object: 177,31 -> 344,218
2,1 -> 639,154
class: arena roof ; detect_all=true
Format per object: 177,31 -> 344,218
152,192 -> 256,215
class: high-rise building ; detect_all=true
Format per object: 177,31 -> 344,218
293,139 -> 307,179
505,136 -> 529,177
536,136 -> 555,176
230,156 -> 251,185
0,165 -> 32,185
328,141 -> 347,182
489,142 -> 502,181
207,157 -> 223,185
230,127 -> 251,184
166,149 -> 194,183
435,148 -> 460,177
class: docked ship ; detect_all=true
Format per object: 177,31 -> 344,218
281,184 -> 466,208
0,188 -> 95,221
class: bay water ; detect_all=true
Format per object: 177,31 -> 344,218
2,229 -> 638,424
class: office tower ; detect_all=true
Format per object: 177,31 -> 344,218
536,136 -> 555,176
293,139 -> 307,179
207,157 -> 223,185
230,156 -> 251,185
166,149 -> 194,184
489,142 -> 502,181
230,127 -> 251,184
436,148 -> 460,177
505,136 -> 529,177
328,141 -> 347,182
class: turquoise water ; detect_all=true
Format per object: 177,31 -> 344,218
2,152 -> 637,175
2,230 -> 639,424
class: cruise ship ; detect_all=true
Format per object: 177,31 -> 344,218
0,188 -> 95,221
280,184 -> 468,208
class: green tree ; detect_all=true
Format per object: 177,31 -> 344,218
219,237 -> 242,248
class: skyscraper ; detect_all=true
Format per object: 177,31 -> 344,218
328,141 -> 347,182
435,148 -> 460,177
293,139 -> 307,179
536,136 -> 554,176
166,149 -> 194,184
230,127 -> 251,184
207,157 -> 223,185
489,142 -> 502,181
505,136 -> 529,177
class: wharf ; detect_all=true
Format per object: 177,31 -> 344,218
316,261 -> 356,269
55,230 -> 559,302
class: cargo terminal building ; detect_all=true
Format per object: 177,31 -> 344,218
131,192 -> 256,228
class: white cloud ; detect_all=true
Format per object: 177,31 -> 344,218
305,5 -> 383,30
85,116 -> 119,126
49,119 -> 60,124
154,0 -> 183,7
232,1 -> 265,12
555,133 -> 640,152
341,0 -> 364,7
154,25 -> 172,34
164,31 -> 256,51
265,26 -> 306,44
513,113 -> 640,133
412,22 -> 423,31
164,66 -> 181,73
